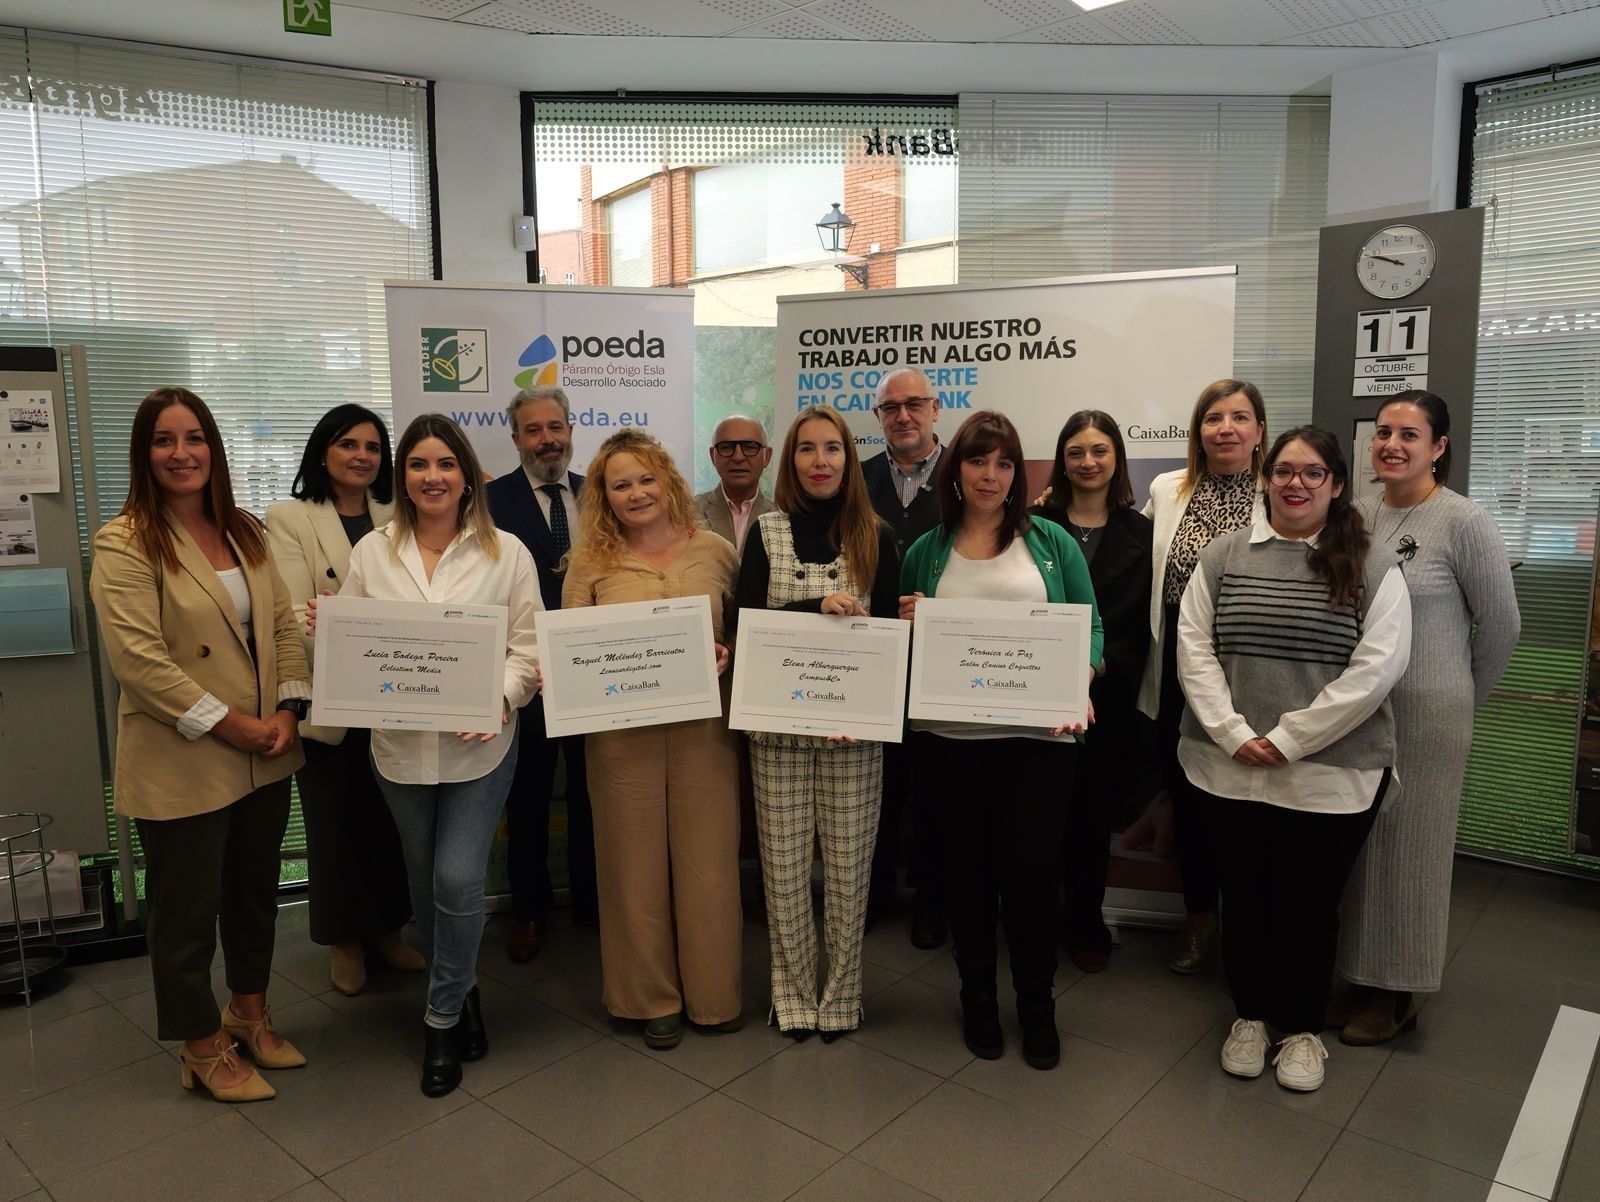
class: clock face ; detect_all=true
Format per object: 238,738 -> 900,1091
1357,224 -> 1436,298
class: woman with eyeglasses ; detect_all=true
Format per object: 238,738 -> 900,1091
1334,392 -> 1518,1045
1137,380 -> 1267,975
899,410 -> 1102,1071
1178,426 -> 1410,1093
1032,411 -> 1154,972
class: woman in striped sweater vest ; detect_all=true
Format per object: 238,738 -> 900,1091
1176,426 -> 1412,1093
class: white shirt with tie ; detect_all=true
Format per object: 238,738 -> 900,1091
523,464 -> 579,541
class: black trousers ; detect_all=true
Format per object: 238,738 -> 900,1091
1207,770 -> 1388,1035
1158,603 -> 1220,915
505,695 -> 597,923
1060,714 -> 1116,954
297,731 -> 412,946
135,778 -> 290,1042
928,734 -> 1077,1004
869,731 -> 942,905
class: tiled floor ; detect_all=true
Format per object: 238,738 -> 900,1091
3,855 -> 1598,1202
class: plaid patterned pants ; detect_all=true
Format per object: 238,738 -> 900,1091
750,738 -> 883,1032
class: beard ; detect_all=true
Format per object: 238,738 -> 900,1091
522,444 -> 572,483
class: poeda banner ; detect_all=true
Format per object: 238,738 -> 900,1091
384,282 -> 694,479
774,267 -> 1236,476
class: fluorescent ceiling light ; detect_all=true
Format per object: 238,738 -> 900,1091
1074,0 -> 1129,10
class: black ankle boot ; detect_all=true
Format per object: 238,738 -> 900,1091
421,1022 -> 462,1097
959,990 -> 1003,1060
459,986 -> 488,1062
1017,997 -> 1060,1071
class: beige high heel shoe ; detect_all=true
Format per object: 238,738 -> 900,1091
222,1004 -> 307,1069
179,1037 -> 276,1102
330,943 -> 367,996
371,929 -> 426,972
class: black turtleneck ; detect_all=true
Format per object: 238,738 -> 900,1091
734,492 -> 901,621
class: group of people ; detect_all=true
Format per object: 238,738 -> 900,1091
88,368 -> 1518,1105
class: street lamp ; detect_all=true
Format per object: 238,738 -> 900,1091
815,202 -> 868,288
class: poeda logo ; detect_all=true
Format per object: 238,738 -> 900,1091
563,330 -> 665,360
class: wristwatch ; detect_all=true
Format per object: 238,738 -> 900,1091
276,699 -> 310,720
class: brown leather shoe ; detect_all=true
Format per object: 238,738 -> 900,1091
1167,914 -> 1217,975
1340,988 -> 1419,1046
506,920 -> 542,964
1324,983 -> 1369,1030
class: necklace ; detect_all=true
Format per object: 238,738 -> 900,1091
1384,482 -> 1438,544
417,534 -> 453,556
1066,507 -> 1105,544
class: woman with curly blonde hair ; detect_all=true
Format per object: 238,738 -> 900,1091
562,428 -> 744,1049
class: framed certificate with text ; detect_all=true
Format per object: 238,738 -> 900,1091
728,609 -> 911,742
311,595 -> 507,734
908,598 -> 1093,730
536,595 -> 722,737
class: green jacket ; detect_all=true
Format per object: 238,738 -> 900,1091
900,516 -> 1105,671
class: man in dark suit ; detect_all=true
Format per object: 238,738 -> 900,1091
860,368 -> 948,949
486,385 -> 597,961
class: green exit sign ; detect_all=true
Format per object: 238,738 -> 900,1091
284,0 -> 332,36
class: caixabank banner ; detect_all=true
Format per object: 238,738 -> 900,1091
384,281 -> 695,480
774,267 -> 1236,496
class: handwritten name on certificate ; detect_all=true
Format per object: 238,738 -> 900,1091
728,610 -> 911,742
536,595 -> 721,738
908,598 -> 1092,729
311,596 -> 508,734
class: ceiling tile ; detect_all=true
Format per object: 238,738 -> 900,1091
727,9 -> 852,37
1000,14 -> 1127,41
979,0 -> 1084,29
498,0 -> 663,34
343,0 -> 491,17
455,1 -> 573,29
1428,0 -> 1547,37
1368,5 -> 1451,43
696,0 -> 790,26
1261,0 -> 1359,31
1157,0 -> 1301,43
805,0 -> 935,39
1543,0 -> 1600,13
1087,2 -> 1200,44
1337,0 -> 1433,16
1270,18 -> 1389,43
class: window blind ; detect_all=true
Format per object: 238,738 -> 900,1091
0,32 -> 435,861
1462,65 -> 1600,872
956,94 -> 1329,436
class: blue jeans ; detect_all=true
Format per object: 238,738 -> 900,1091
373,742 -> 518,1028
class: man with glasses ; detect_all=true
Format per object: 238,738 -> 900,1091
695,414 -> 775,556
862,368 -> 947,949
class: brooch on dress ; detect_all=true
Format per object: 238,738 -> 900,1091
1397,534 -> 1419,562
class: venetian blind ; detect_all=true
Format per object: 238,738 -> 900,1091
956,94 -> 1329,436
0,32 -> 435,863
1461,65 -> 1600,871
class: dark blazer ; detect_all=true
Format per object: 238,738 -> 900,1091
1034,503 -> 1153,717
487,468 -> 584,612
861,449 -> 943,556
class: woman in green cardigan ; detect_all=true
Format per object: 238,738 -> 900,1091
899,410 -> 1103,1071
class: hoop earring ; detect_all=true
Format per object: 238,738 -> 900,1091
1003,495 -> 1012,507
463,484 -> 473,496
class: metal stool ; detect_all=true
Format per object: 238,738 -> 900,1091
0,812 -> 69,1004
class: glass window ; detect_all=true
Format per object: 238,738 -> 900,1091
902,154 -> 957,243
692,162 -> 845,274
607,185 -> 653,286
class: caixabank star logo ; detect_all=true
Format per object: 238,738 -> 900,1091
420,328 -> 489,393
515,334 -> 560,390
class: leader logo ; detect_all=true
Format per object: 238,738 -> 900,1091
421,328 -> 489,393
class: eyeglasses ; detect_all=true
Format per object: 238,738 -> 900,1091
874,397 -> 935,419
713,440 -> 766,458
1268,464 -> 1331,487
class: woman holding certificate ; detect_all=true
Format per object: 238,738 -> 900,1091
91,387 -> 309,1104
1138,380 -> 1267,975
562,429 -> 744,1051
314,413 -> 542,1098
734,406 -> 899,1042
899,410 -> 1102,1071
266,405 -> 421,998
1176,427 -> 1409,1093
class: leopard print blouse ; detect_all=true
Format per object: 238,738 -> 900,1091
1161,470 -> 1257,604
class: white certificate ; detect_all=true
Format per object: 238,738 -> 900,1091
728,610 -> 911,742
537,595 -> 721,737
908,598 -> 1093,729
311,595 -> 507,734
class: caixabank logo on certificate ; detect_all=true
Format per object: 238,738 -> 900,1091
420,328 -> 489,393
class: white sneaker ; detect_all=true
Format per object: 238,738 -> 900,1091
1220,1018 -> 1269,1078
1273,1032 -> 1329,1091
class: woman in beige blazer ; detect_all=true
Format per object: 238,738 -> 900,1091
90,387 -> 311,1104
266,404 -> 420,997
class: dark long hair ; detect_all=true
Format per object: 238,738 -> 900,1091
773,406 -> 880,590
938,410 -> 1032,552
1264,426 -> 1369,608
1376,390 -> 1451,485
1041,410 -> 1134,515
291,404 -> 394,504
119,387 -> 267,570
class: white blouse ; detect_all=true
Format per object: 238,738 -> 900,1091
342,522 -> 543,785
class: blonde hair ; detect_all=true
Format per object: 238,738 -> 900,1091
1179,379 -> 1267,499
570,429 -> 702,572
773,406 -> 880,592
390,414 -> 500,559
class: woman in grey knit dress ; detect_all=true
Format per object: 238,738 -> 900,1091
1336,392 -> 1519,1045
